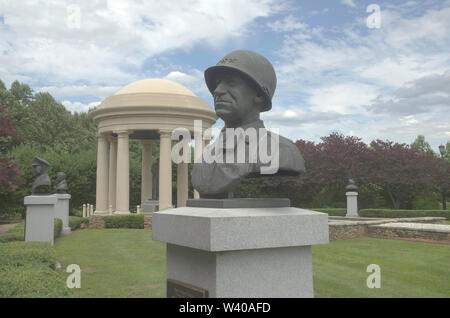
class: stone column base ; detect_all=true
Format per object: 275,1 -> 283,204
94,210 -> 110,216
114,211 -> 131,215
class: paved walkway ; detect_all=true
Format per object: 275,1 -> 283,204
0,223 -> 17,235
371,222 -> 450,233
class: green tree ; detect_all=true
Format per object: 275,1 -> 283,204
411,135 -> 435,155
23,92 -> 73,152
0,81 -> 33,153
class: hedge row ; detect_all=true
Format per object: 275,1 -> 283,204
0,222 -> 25,242
69,216 -> 89,230
308,208 -> 450,219
0,241 -> 72,297
103,214 -> 144,229
0,264 -> 72,297
0,241 -> 56,269
359,209 -> 450,220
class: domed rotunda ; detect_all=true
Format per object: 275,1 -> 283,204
90,79 -> 217,214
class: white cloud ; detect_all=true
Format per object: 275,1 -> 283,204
262,108 -> 341,127
340,0 -> 356,8
38,85 -> 122,99
164,69 -> 210,98
365,70 -> 450,115
267,15 -> 307,32
269,2 -> 450,150
308,83 -> 379,115
0,0 -> 280,88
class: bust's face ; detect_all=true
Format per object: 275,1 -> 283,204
32,164 -> 43,176
213,70 -> 259,125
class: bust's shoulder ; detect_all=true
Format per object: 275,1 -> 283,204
267,131 -> 305,172
267,131 -> 298,151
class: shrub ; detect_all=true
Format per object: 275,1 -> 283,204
310,208 -> 347,216
359,209 -> 450,220
103,214 -> 144,229
0,264 -> 72,297
70,208 -> 82,217
69,216 -> 89,230
0,206 -> 25,221
0,241 -> 56,269
54,218 -> 62,239
0,241 -> 71,297
0,221 -> 25,242
411,192 -> 440,210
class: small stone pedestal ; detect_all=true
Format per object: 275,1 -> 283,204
346,191 -> 358,217
55,193 -> 71,236
152,206 -> 329,298
24,195 -> 57,245
141,199 -> 159,213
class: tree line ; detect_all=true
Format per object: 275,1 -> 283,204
235,133 -> 450,210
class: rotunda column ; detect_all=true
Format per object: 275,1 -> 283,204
177,138 -> 189,207
95,132 -> 109,215
115,130 -> 132,214
108,136 -> 118,212
141,140 -> 153,204
159,130 -> 172,211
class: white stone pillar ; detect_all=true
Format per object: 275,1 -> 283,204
24,195 -> 57,245
141,140 -> 153,204
346,192 -> 359,217
82,204 -> 86,218
95,133 -> 109,215
177,138 -> 189,207
159,130 -> 172,211
108,137 -> 118,212
115,130 -> 131,214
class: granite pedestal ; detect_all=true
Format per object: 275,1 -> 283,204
55,193 -> 71,236
24,195 -> 57,245
152,205 -> 329,298
346,191 -> 358,217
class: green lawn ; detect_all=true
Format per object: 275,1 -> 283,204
54,229 -> 166,297
313,237 -> 450,298
54,229 -> 450,298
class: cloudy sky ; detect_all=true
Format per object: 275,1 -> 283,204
1,0 -> 449,149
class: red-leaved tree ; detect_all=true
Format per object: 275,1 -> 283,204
296,132 -> 370,185
367,139 -> 447,209
293,133 -> 371,206
0,106 -> 24,191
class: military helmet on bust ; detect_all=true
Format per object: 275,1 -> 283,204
204,50 -> 277,112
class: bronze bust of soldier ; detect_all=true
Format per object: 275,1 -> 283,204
54,172 -> 68,193
31,156 -> 52,194
191,50 -> 305,199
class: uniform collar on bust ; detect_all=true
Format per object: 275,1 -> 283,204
221,119 -> 265,133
